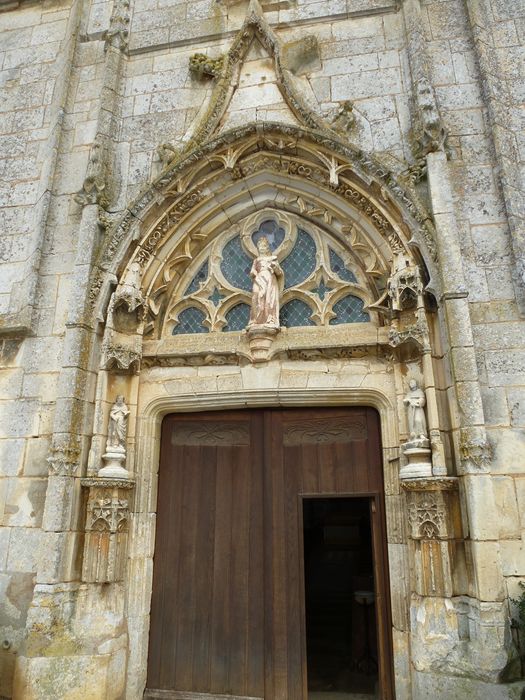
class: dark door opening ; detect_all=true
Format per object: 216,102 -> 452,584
303,497 -> 379,699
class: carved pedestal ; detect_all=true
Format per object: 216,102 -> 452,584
81,478 -> 135,583
99,447 -> 129,479
247,325 -> 279,362
402,477 -> 463,597
400,439 -> 433,479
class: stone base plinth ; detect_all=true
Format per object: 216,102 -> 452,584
400,444 -> 432,479
99,450 -> 129,479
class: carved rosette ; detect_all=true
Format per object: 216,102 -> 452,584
81,478 -> 135,583
402,477 -> 462,597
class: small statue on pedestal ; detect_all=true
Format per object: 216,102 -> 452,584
401,379 -> 432,479
99,396 -> 131,478
404,378 -> 429,444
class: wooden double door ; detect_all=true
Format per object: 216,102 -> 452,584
146,408 -> 394,699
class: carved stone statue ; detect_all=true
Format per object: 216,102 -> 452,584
106,395 -> 130,454
248,237 -> 283,328
404,379 -> 428,442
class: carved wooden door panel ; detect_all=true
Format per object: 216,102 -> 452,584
146,411 -> 265,699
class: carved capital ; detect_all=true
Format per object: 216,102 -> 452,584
47,443 -> 81,476
459,427 -> 492,472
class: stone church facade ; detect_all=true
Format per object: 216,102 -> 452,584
0,0 -> 524,698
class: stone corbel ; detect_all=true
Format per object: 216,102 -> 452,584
246,325 -> 279,362
80,477 -> 135,583
402,477 -> 463,597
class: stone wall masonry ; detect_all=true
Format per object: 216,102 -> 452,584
0,0 -> 82,334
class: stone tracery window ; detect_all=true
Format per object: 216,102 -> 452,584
170,215 -> 371,336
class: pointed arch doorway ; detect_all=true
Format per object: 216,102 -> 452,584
145,406 -> 394,700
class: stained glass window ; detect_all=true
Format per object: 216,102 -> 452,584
281,229 -> 317,289
312,277 -> 333,300
220,235 -> 252,291
172,220 -> 372,336
184,261 -> 209,296
223,303 -> 251,332
208,287 -> 225,306
280,299 -> 315,328
329,295 -> 369,324
329,248 -> 356,283
252,219 -> 285,251
172,307 -> 209,334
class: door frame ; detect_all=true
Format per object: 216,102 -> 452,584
127,387 -> 403,699
299,491 -> 395,699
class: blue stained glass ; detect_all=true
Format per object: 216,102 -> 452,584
184,261 -> 209,296
172,307 -> 209,335
208,287 -> 225,306
220,236 -> 253,291
281,230 -> 317,289
223,303 -> 250,332
252,219 -> 285,251
312,277 -> 333,300
280,299 -> 316,328
329,295 -> 369,325
329,248 -> 357,283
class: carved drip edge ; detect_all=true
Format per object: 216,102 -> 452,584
80,477 -> 135,584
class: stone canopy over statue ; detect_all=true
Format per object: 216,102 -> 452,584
248,236 -> 283,329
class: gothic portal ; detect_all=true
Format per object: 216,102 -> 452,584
0,1 -> 524,700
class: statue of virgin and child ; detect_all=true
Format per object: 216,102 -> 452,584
248,237 -> 283,329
